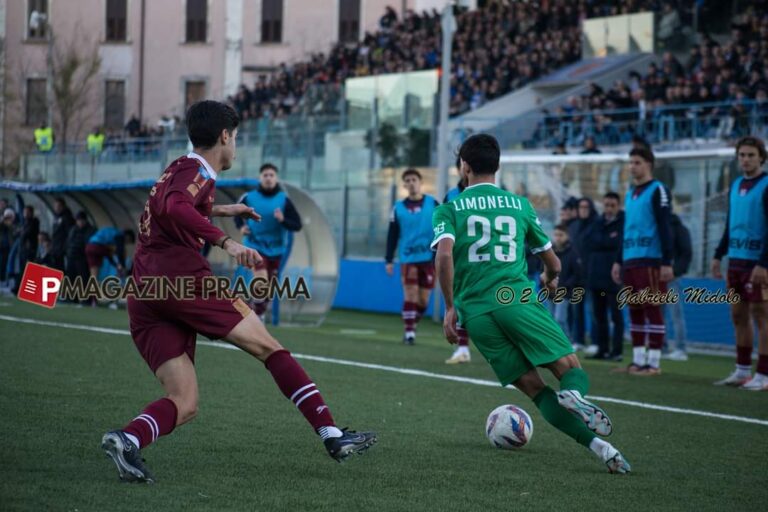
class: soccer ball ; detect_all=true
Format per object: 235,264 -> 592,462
485,404 -> 534,449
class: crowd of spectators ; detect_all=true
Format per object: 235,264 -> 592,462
223,1 -> 693,123
533,6 -> 768,148
0,196 -> 94,298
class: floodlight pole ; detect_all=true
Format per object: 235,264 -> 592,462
432,3 -> 455,323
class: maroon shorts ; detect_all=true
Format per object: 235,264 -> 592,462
85,243 -> 112,268
127,292 -> 251,373
728,265 -> 768,303
622,265 -> 667,308
401,262 -> 435,289
254,256 -> 282,280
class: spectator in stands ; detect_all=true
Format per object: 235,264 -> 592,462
124,115 -> 140,137
51,198 -> 74,271
663,212 -> 693,361
581,136 -> 601,154
584,192 -> 625,361
658,3 -> 682,50
552,141 -> 568,155
65,211 -> 95,294
379,5 -> 397,31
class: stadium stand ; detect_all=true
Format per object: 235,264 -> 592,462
223,1 -> 694,122
530,6 -> 768,147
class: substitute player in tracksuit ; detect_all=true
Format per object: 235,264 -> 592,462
712,136 -> 768,391
385,168 -> 439,345
611,147 -> 673,376
234,163 -> 302,319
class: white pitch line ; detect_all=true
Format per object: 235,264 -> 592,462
2,314 -> 767,428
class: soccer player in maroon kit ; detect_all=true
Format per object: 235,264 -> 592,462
101,101 -> 376,483
611,147 -> 673,375
711,136 -> 768,390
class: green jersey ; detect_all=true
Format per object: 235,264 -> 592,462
431,183 -> 552,321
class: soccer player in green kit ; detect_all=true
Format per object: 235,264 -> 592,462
431,134 -> 631,474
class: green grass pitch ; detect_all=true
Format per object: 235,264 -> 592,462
1,299 -> 767,512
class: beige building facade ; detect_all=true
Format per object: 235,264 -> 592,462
1,0 -> 446,173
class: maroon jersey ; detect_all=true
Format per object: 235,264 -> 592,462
134,154 -> 226,279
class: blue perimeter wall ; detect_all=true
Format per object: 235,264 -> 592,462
332,259 -> 735,346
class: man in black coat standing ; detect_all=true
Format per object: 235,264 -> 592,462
583,192 -> 625,360
569,197 -> 598,350
51,198 -> 75,271
65,211 -> 95,300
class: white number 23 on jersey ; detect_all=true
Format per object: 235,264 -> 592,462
467,215 -> 517,263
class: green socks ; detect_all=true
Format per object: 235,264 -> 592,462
559,367 -> 590,396
532,386 -> 596,448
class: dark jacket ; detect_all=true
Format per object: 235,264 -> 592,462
555,241 -> 580,297
583,211 -> 624,291
65,222 -> 96,260
568,198 -> 598,285
670,213 -> 692,277
52,208 -> 75,258
21,217 -> 40,261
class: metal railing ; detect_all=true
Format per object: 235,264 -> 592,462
454,100 -> 768,149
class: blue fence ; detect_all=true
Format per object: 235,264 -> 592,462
332,259 -> 734,346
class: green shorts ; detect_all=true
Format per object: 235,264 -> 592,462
464,303 -> 574,387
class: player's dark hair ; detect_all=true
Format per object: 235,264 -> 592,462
458,134 -> 500,175
736,136 -> 767,164
603,191 -> 620,202
629,147 -> 655,168
402,168 -> 422,181
554,224 -> 569,233
186,100 -> 239,149
260,163 -> 278,174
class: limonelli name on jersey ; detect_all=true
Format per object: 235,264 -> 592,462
452,195 -> 524,212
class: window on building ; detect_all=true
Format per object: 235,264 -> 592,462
106,0 -> 127,42
185,81 -> 206,112
186,0 -> 207,43
27,0 -> 49,39
261,0 -> 283,43
338,0 -> 360,44
26,78 -> 48,126
104,80 -> 126,130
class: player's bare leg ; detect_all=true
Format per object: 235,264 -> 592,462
514,368 -> 629,474
226,312 -> 377,461
415,287 -> 431,325
88,265 -> 101,306
446,325 -> 471,364
248,266 -> 270,320
715,301 -> 754,386
742,302 -> 768,390
101,354 -> 196,483
401,282 -> 420,344
544,354 -> 613,436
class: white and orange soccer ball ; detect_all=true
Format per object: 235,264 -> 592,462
485,404 -> 534,449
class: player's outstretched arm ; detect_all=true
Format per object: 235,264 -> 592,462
211,204 -> 261,221
537,248 -> 561,294
435,238 -> 458,344
218,236 -> 263,269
